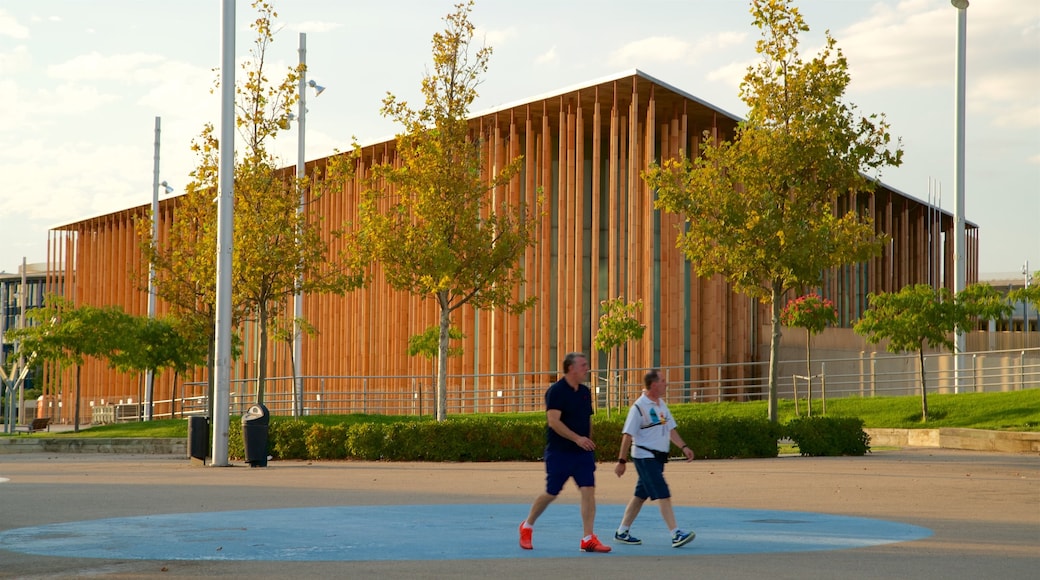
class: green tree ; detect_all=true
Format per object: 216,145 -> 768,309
780,293 -> 837,416
854,283 -> 1011,421
8,296 -> 131,431
107,315 -> 209,420
1008,273 -> 1040,321
347,1 -> 539,421
644,0 -> 902,422
143,1 -> 355,408
593,297 -> 645,417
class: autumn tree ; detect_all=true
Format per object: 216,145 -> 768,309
854,283 -> 1010,421
346,1 -> 539,421
593,297 -> 646,417
780,293 -> 837,416
143,1 -> 353,409
644,0 -> 903,422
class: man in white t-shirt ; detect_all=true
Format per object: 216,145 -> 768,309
613,369 -> 696,548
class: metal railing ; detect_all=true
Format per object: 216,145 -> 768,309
138,347 -> 1040,420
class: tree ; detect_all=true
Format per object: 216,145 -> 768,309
780,293 -> 837,416
348,1 -> 539,421
1008,273 -> 1040,322
107,315 -> 209,420
854,283 -> 1011,421
644,0 -> 903,422
8,296 -> 130,431
142,1 -> 355,408
593,297 -> 645,417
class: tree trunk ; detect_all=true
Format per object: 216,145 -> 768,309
436,297 -> 450,422
256,302 -> 269,406
288,334 -> 300,417
74,365 -> 81,432
806,329 -> 812,418
918,347 -> 929,422
767,284 -> 782,423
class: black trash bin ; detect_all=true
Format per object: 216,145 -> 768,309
188,415 -> 210,464
241,404 -> 270,467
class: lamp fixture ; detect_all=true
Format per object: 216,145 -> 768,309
951,0 -> 968,9
308,79 -> 325,96
160,180 -> 174,194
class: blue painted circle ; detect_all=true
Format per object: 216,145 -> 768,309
0,504 -> 931,561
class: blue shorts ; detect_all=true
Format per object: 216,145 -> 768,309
543,448 -> 597,495
632,457 -> 671,500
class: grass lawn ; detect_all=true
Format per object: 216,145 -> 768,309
7,388 -> 1038,438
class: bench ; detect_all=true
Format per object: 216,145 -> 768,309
13,417 -> 51,434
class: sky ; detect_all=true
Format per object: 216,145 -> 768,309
1,0 -> 1037,280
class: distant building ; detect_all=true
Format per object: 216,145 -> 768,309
980,272 -> 1039,333
0,262 -> 62,370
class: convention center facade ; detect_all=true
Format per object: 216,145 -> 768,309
42,71 -> 976,422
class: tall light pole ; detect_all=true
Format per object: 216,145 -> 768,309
292,32 -> 324,418
212,0 -> 236,466
952,0 -> 968,392
147,117 -> 161,421
293,33 -> 307,419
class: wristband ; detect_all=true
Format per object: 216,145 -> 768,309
617,458 -> 627,464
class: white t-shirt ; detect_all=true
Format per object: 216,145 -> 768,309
621,394 -> 677,458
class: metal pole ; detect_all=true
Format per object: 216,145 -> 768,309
146,116 -> 161,422
212,0 -> 236,467
292,33 -> 307,419
952,0 -> 969,393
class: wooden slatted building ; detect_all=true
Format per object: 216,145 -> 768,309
45,70 -> 977,422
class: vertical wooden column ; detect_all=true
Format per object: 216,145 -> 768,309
590,90 -> 602,362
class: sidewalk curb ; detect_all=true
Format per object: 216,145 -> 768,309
0,437 -> 185,455
864,428 -> 1040,453
3,429 -> 1038,455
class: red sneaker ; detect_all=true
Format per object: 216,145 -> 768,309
519,522 -> 533,550
580,534 -> 612,553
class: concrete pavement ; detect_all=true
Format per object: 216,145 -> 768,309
0,449 -> 1037,579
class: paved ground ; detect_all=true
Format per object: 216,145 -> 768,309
0,449 -> 1037,579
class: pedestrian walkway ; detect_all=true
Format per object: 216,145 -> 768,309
0,504 -> 930,561
0,450 -> 1036,579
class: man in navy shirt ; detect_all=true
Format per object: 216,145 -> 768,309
519,352 -> 611,553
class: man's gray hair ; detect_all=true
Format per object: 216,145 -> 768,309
562,352 -> 587,373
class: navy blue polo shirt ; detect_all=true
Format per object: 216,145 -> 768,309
544,377 -> 593,453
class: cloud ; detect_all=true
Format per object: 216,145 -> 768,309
535,45 -> 557,65
47,51 -> 167,82
608,36 -> 691,67
291,20 -> 343,34
0,44 -> 30,75
0,9 -> 29,39
479,25 -> 516,47
838,0 -> 1039,133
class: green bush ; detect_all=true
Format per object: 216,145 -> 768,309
222,412 -> 873,462
270,419 -> 309,459
346,422 -> 387,460
783,416 -> 870,456
306,424 -> 349,459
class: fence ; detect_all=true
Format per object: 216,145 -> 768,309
143,347 -> 1040,420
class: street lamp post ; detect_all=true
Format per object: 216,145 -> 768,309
952,0 -> 968,392
292,32 -> 324,418
146,117 -> 173,422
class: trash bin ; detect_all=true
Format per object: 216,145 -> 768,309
188,415 -> 209,464
241,404 -> 270,467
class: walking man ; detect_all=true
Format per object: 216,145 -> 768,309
613,369 -> 696,548
520,352 -> 611,553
